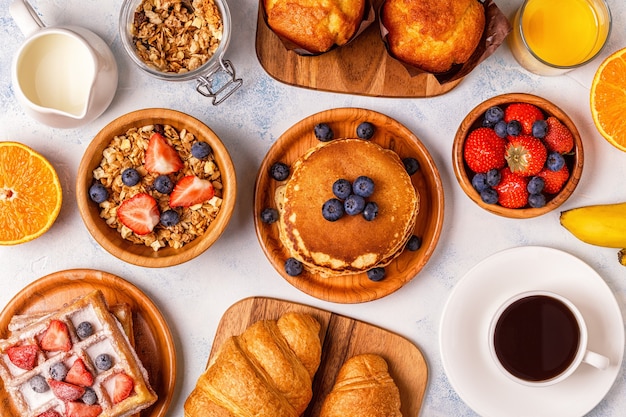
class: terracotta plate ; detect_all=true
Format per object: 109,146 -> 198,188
203,297 -> 428,416
0,269 -> 176,417
253,107 -> 444,303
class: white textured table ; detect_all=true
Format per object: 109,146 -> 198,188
1,1 -> 625,416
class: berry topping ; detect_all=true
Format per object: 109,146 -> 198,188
285,257 -> 303,276
544,116 -> 574,153
270,162 -> 290,181
486,168 -> 501,186
527,176 -> 545,195
402,157 -> 420,175
322,198 -> 344,222
537,164 -> 569,194
528,193 -> 546,208
48,379 -> 85,401
66,358 -> 94,387
505,135 -> 547,176
406,235 -> 422,251
40,320 -> 72,352
121,168 -> 141,187
493,168 -> 529,209
367,267 -> 386,282
546,151 -> 565,171
260,207 -> 279,224
480,188 -> 499,205
160,209 -> 180,227
30,375 -> 49,393
75,322 -> 93,340
111,372 -> 134,404
504,102 -> 544,135
88,183 -> 108,204
356,122 -> 375,139
506,120 -> 522,137
7,344 -> 39,370
463,127 -> 507,173
50,362 -> 68,381
362,201 -> 378,221
332,179 -> 352,200
484,106 -> 504,124
352,176 -> 374,198
153,175 -> 174,194
170,176 -> 215,207
493,120 -> 508,138
81,387 -> 98,405
344,194 -> 365,215
144,132 -> 183,174
66,401 -> 103,417
532,119 -> 548,138
191,141 -> 212,159
117,193 -> 160,235
95,353 -> 113,371
471,173 -> 489,192
314,123 -> 333,142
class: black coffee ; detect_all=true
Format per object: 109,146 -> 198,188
493,295 -> 580,382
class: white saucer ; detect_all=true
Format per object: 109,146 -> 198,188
440,246 -> 624,417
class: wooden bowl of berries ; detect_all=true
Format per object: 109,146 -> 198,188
453,93 -> 583,218
76,108 -> 237,267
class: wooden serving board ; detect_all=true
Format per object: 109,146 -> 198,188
255,0 -> 463,97
206,297 -> 428,416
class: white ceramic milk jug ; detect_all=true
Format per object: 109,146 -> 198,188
10,0 -> 118,129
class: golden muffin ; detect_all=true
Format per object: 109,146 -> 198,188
263,0 -> 366,53
277,138 -> 419,277
382,0 -> 485,73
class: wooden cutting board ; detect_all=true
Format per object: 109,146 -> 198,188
254,0 -> 463,97
205,297 -> 428,416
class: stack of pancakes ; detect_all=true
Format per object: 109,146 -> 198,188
276,138 -> 419,277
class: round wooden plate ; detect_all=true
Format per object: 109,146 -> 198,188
0,269 -> 176,417
253,108 -> 445,303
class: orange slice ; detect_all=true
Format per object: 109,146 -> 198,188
0,142 -> 63,245
590,47 -> 626,152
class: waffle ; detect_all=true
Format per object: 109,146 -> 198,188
0,290 -> 157,417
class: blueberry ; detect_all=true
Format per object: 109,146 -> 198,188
527,176 -> 545,194
285,257 -> 303,276
362,201 -> 378,221
191,141 -> 212,159
30,375 -> 49,393
121,168 -> 141,186
480,188 -> 499,205
50,362 -> 68,381
484,106 -> 504,124
314,123 -> 334,142
95,354 -> 113,371
332,179 -> 352,200
356,122 -> 375,139
532,119 -> 548,138
494,120 -> 508,138
528,193 -> 546,208
269,162 -> 290,181
546,152 -> 565,171
506,120 -> 522,136
261,207 -> 279,224
160,209 -> 180,227
471,173 -> 489,192
344,194 -> 365,215
406,235 -> 422,251
486,168 -> 501,187
89,183 -> 108,203
76,321 -> 93,340
154,175 -> 174,194
352,176 -> 375,198
402,157 -> 420,175
367,267 -> 386,282
322,198 -> 344,222
82,387 -> 98,405
482,118 -> 495,128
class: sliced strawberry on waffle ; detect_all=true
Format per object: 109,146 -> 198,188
66,402 -> 103,417
170,175 -> 215,207
65,358 -> 94,387
40,320 -> 72,352
117,193 -> 160,235
144,132 -> 183,174
36,410 -> 62,417
111,372 -> 135,404
48,379 -> 85,402
7,344 -> 39,370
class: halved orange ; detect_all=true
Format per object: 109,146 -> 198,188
590,47 -> 626,152
0,142 -> 63,245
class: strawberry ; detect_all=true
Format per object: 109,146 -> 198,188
505,135 -> 547,176
169,175 -> 215,207
66,402 -> 103,417
40,320 -> 72,352
493,168 -> 529,208
36,410 -> 62,417
544,116 -> 574,153
463,127 -> 507,173
6,344 -> 39,370
65,358 -> 94,387
48,379 -> 85,401
144,132 -> 183,175
117,193 -> 160,235
504,103 -> 544,135
537,164 -> 570,194
111,372 -> 134,404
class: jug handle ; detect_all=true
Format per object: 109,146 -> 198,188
10,0 -> 45,38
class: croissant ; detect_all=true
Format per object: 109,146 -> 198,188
184,312 -> 322,417
320,354 -> 402,417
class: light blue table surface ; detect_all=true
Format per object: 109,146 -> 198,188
1,1 -> 625,416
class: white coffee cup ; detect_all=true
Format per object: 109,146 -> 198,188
10,0 -> 118,128
488,290 -> 609,387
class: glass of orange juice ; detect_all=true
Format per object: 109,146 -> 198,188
509,0 -> 611,75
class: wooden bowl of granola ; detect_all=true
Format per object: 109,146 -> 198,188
77,108 -> 237,267
453,93 -> 583,218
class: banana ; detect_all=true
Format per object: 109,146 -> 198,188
559,202 -> 626,248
